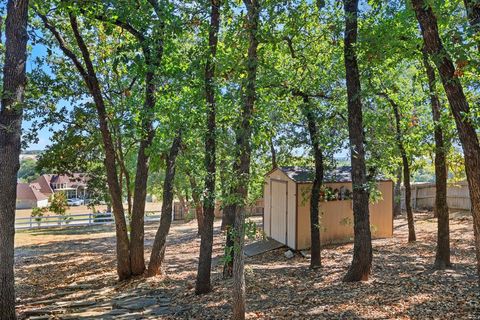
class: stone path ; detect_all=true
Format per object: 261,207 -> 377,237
22,283 -> 182,319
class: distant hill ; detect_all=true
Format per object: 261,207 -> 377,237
22,150 -> 42,155
20,150 -> 41,161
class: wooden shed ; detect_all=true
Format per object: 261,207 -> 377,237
263,166 -> 393,250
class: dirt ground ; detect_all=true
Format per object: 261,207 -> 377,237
15,212 -> 480,319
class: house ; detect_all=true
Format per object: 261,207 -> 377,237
16,183 -> 49,210
16,173 -> 89,209
263,166 -> 393,250
32,173 -> 88,200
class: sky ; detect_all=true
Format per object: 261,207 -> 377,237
24,42 -> 58,151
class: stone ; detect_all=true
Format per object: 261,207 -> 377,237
146,306 -> 171,316
23,309 -> 55,316
284,250 -> 295,259
300,250 -> 310,258
113,297 -> 157,311
29,316 -> 51,320
56,300 -> 97,308
107,308 -> 130,316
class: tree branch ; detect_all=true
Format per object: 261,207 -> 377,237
35,10 -> 89,81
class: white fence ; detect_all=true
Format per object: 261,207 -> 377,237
401,181 -> 471,211
15,211 -> 162,230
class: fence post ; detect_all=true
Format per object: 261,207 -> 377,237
413,185 -> 417,210
89,213 -> 92,225
29,217 -> 32,228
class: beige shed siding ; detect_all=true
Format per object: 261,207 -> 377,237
286,179 -> 296,247
296,181 -> 393,250
263,168 -> 296,248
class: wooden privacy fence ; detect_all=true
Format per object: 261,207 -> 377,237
173,198 -> 265,221
401,181 -> 471,211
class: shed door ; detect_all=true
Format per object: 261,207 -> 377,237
270,180 -> 288,244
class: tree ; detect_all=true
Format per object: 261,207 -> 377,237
303,97 -> 323,269
36,7 -> 132,279
147,132 -> 182,276
230,1 -> 260,318
421,49 -> 450,269
393,167 -> 402,217
464,0 -> 480,52
49,192 -> 68,217
412,0 -> 480,280
196,0 -> 221,295
377,92 -> 416,242
18,158 -> 39,182
0,0 -> 29,318
95,2 -> 166,276
342,0 -> 373,282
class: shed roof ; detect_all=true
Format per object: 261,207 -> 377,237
279,166 -> 353,183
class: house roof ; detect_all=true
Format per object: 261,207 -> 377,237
34,173 -> 88,190
279,166 -> 353,183
17,183 -> 49,202
32,175 -> 54,195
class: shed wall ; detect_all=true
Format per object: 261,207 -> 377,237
264,168 -> 296,248
296,181 -> 393,250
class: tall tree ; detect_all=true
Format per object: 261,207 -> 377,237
147,132 -> 182,276
302,96 -> 323,269
36,10 -> 132,279
378,92 -> 416,242
342,0 -> 373,282
393,167 -> 402,217
0,1 -> 29,317
421,49 -> 450,269
102,6 -> 165,276
232,0 -> 259,318
196,0 -> 221,295
87,1 -> 167,275
412,0 -> 480,280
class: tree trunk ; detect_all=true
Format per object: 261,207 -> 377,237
38,11 -> 132,279
130,39 -> 162,275
269,137 -> 277,169
464,0 -> 480,52
114,131 -> 132,218
67,13 -> 132,280
232,1 -> 259,318
383,95 -> 416,242
222,203 -> 236,278
422,49 -> 450,269
177,189 -> 188,218
129,137 -> 152,275
342,0 -> 373,282
302,97 -> 323,269
393,167 -> 402,217
188,175 -> 204,235
0,1 -> 29,318
219,157 -> 229,230
146,132 -> 182,276
412,0 -> 480,280
401,138 -> 416,243
196,0 -> 221,295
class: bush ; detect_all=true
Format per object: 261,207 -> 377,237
93,212 -> 112,223
49,193 -> 71,224
31,207 -> 47,226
